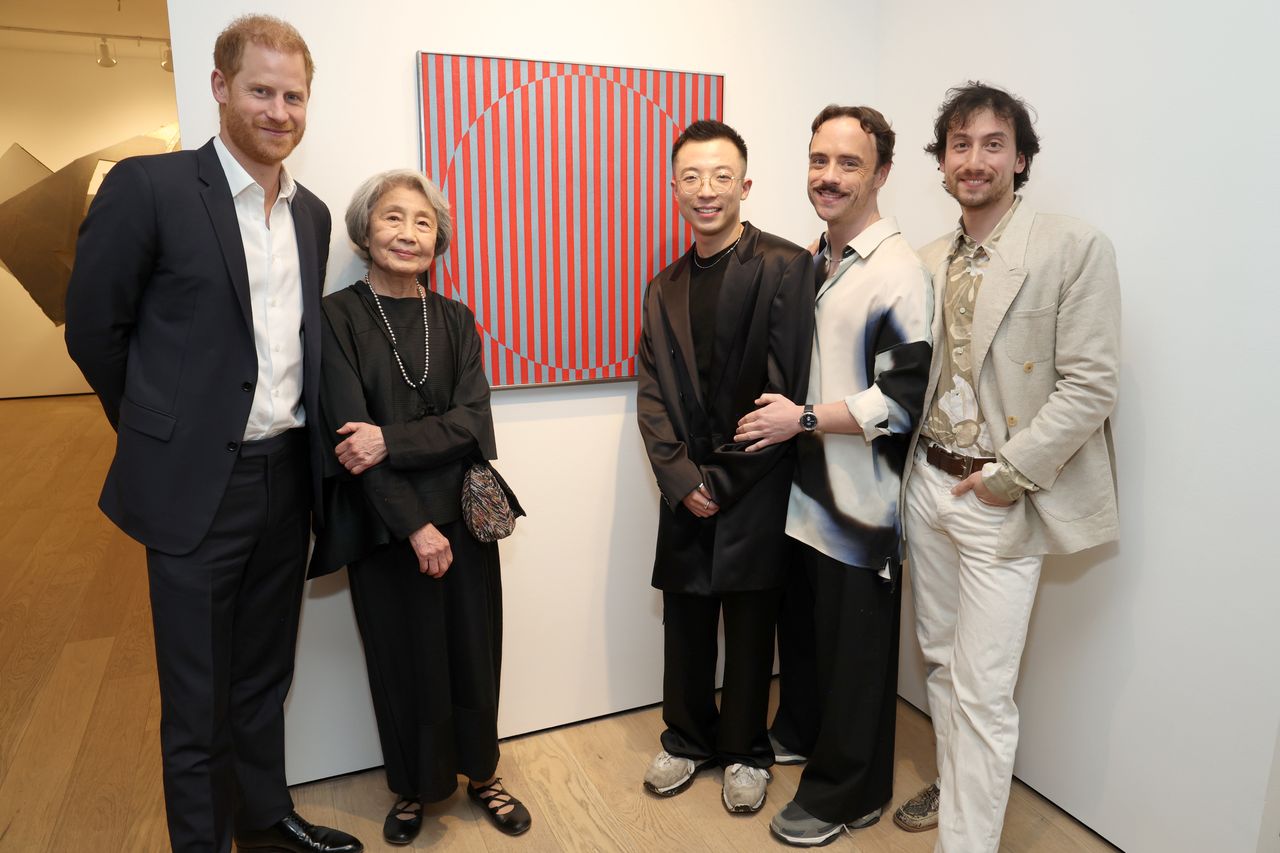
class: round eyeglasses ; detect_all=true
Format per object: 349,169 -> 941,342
676,173 -> 740,195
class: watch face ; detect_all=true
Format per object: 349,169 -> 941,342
801,412 -> 818,431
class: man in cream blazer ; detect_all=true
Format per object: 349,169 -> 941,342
893,84 -> 1120,853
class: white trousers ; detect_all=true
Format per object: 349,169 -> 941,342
904,456 -> 1043,853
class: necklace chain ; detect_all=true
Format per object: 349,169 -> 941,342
364,273 -> 429,388
692,228 -> 744,270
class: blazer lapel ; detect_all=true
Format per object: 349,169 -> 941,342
971,205 -> 1034,382
292,195 -> 323,405
658,252 -> 703,409
196,141 -> 253,332
708,225 -> 761,399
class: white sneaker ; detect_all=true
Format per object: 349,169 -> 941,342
643,751 -> 700,796
722,763 -> 771,813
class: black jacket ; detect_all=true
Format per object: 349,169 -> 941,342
636,222 -> 815,593
308,284 -> 511,578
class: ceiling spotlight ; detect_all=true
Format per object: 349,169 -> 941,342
96,37 -> 117,68
160,43 -> 173,72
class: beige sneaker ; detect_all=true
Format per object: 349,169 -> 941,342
643,751 -> 701,796
722,763 -> 770,813
893,782 -> 940,832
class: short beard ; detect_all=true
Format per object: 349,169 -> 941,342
943,176 -> 997,210
221,104 -> 303,167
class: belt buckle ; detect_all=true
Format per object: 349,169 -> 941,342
959,455 -> 976,478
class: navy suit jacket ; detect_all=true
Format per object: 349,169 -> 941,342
66,138 -> 331,555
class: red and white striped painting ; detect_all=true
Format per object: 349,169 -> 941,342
418,53 -> 724,388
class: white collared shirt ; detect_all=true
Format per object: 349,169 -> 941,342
213,136 -> 305,441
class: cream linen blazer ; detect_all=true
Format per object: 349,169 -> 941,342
908,202 -> 1121,558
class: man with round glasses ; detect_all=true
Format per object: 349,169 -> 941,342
636,119 -> 814,814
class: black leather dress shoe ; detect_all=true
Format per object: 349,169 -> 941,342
235,811 -> 364,852
467,778 -> 532,836
382,798 -> 423,846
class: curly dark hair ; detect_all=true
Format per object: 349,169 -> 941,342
671,120 -> 748,167
924,83 -> 1040,190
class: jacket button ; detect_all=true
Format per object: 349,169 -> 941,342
1006,416 -> 1018,427
226,441 -> 239,452
241,381 -> 254,391
1023,362 -> 1034,373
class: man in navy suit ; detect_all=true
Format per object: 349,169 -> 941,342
66,15 -> 361,853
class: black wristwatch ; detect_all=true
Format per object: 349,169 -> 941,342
800,404 -> 818,432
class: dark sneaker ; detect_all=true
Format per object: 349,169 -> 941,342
769,731 -> 808,765
769,800 -> 880,847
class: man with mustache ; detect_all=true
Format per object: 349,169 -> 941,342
65,15 -> 362,853
892,83 -> 1120,852
734,105 -> 932,845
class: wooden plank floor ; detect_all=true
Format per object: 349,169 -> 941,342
0,396 -> 1116,852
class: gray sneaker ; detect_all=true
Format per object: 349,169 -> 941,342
892,782 -> 939,832
769,800 -> 881,847
721,763 -> 771,813
643,751 -> 700,796
769,731 -> 808,765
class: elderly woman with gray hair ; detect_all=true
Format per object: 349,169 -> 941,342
309,169 -> 530,845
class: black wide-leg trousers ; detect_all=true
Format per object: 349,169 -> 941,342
790,542 -> 902,824
659,589 -> 779,769
348,519 -> 503,804
145,431 -> 309,853
772,547 -> 821,756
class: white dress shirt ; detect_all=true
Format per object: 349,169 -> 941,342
213,136 -> 305,441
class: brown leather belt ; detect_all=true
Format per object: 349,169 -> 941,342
924,441 -> 996,479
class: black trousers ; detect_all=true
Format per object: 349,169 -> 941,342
348,518 -> 503,803
660,589 -> 779,769
771,552 -> 821,756
789,543 -> 902,824
145,431 -> 309,853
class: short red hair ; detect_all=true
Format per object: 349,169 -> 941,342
213,14 -> 315,89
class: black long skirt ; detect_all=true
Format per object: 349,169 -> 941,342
347,518 -> 503,802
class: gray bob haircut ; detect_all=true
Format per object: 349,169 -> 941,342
345,169 -> 453,262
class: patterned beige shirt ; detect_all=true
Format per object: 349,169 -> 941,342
921,197 -> 1034,501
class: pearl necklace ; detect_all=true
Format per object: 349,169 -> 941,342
692,228 -> 744,269
364,273 -> 429,388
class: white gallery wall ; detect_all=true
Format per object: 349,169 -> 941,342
166,3 -> 1280,852
166,0 -> 877,790
872,3 -> 1280,852
0,47 -> 177,398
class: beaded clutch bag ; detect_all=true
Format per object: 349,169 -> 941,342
461,462 -> 518,542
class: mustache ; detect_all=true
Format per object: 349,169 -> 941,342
811,183 -> 844,194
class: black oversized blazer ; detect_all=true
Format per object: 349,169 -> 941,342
65,138 -> 332,555
636,222 -> 815,594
